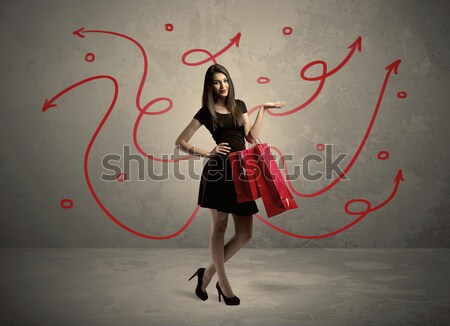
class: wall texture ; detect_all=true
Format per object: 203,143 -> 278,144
1,0 -> 449,248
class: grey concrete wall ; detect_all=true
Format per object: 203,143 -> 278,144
1,0 -> 449,248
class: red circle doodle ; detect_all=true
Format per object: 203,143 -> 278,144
283,27 -> 293,35
377,151 -> 389,160
257,77 -> 270,84
85,53 -> 95,62
117,172 -> 127,182
165,24 -> 173,32
344,198 -> 371,215
60,198 -> 74,209
397,91 -> 407,99
316,143 -> 324,151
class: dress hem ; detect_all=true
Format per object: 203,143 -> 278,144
198,204 -> 259,216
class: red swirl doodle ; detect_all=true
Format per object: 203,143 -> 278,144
257,77 -> 270,84
43,28 -> 202,239
264,59 -> 402,200
255,170 -> 404,239
43,29 -> 404,241
43,72 -> 198,239
261,37 -> 362,118
316,143 -> 324,151
181,33 -> 241,66
60,199 -> 74,209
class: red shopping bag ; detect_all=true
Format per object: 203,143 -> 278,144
229,145 -> 261,203
254,143 -> 298,217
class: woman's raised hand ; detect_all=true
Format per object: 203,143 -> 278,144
207,142 -> 231,157
262,101 -> 286,109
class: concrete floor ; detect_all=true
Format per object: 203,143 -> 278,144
0,248 -> 449,326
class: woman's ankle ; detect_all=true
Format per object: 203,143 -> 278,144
201,266 -> 213,290
218,279 -> 234,296
205,264 -> 216,277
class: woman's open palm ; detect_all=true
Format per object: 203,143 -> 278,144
263,101 -> 286,109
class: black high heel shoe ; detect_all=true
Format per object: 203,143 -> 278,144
216,281 -> 240,306
188,268 -> 208,301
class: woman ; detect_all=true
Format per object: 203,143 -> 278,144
175,64 -> 285,305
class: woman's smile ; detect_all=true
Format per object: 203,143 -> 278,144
212,72 -> 229,97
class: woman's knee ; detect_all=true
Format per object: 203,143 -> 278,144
212,223 -> 228,236
210,210 -> 229,236
232,214 -> 253,243
236,231 -> 252,244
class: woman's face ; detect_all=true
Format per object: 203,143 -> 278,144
212,72 -> 229,99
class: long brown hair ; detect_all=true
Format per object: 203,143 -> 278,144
202,64 -> 245,131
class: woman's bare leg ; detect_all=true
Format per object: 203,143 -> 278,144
207,209 -> 235,296
202,212 -> 253,294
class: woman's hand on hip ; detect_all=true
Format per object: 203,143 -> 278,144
207,142 -> 231,157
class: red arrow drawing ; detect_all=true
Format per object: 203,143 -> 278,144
302,36 -> 362,82
255,169 -> 405,239
42,99 -> 57,112
43,29 -> 404,241
72,27 -> 85,38
269,59 -> 402,199
181,33 -> 241,66
72,27 -> 192,163
43,75 -> 198,240
265,36 -> 362,117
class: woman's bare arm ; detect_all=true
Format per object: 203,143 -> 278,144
175,118 -> 231,157
242,106 -> 264,143
175,118 -> 210,157
242,101 -> 286,143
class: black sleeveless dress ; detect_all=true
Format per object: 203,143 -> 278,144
193,99 -> 259,216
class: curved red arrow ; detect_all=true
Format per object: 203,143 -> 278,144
301,37 -> 362,82
43,75 -> 198,240
266,37 -> 362,117
181,33 -> 241,66
267,59 -> 402,199
255,169 -> 404,239
345,169 -> 404,215
73,27 -> 192,163
60,29 -> 403,241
